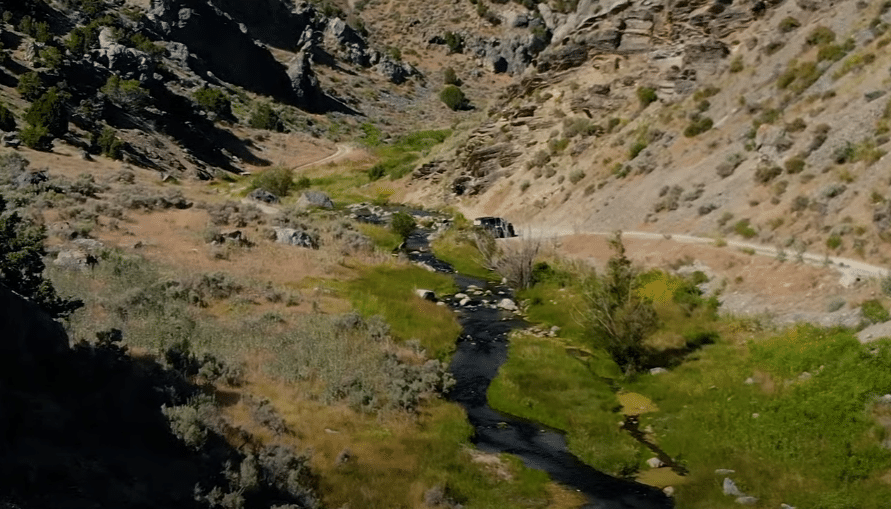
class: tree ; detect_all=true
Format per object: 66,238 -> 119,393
0,194 -> 83,319
19,123 -> 52,150
443,67 -> 459,85
24,87 -> 68,138
192,87 -> 232,119
0,103 -> 16,132
101,75 -> 151,110
249,103 -> 283,131
439,85 -> 468,111
390,211 -> 416,241
16,71 -> 44,100
580,231 -> 658,376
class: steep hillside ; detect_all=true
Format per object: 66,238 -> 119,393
401,0 -> 891,267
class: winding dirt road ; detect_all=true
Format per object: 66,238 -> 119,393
519,226 -> 889,287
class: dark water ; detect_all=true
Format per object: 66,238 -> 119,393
404,228 -> 673,509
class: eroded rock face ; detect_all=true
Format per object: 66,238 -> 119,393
148,0 -> 322,109
92,27 -> 156,81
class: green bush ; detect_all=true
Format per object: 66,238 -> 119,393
636,86 -> 657,108
778,16 -> 801,33
38,46 -> 63,69
24,87 -> 68,137
368,164 -> 386,181
0,103 -> 16,132
443,66 -> 458,85
19,123 -> 51,150
248,103 -> 283,131
754,164 -> 782,184
861,299 -> 890,323
66,25 -> 99,56
192,87 -> 232,118
439,85 -> 468,111
776,61 -> 822,93
733,219 -> 757,239
390,211 -> 416,241
96,127 -> 124,160
826,234 -> 843,251
101,75 -> 150,109
683,116 -> 713,137
16,71 -> 44,101
249,167 -> 294,197
628,141 -> 647,160
806,26 -> 836,46
443,31 -> 464,54
729,56 -> 744,73
784,156 -> 806,174
127,32 -> 165,57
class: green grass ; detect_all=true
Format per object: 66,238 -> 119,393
356,223 -> 403,252
429,229 -> 497,281
342,264 -> 460,360
628,325 -> 891,508
367,129 -> 452,180
487,332 -> 644,476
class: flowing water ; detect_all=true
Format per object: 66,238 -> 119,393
403,226 -> 673,509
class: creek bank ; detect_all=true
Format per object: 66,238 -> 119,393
399,217 -> 672,508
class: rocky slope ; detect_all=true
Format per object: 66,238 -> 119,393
398,0 -> 891,268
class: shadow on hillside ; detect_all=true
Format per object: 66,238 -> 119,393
0,286 -> 320,509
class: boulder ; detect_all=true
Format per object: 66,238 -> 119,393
497,298 -> 518,311
415,289 -> 436,301
715,469 -> 736,475
649,367 -> 668,375
723,478 -> 744,497
15,170 -> 48,189
53,249 -> 93,271
92,27 -> 155,81
297,190 -> 334,209
646,457 -> 664,468
272,227 -> 318,249
248,187 -> 279,204
735,496 -> 758,505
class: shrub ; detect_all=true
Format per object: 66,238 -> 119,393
733,219 -> 757,239
38,46 -> 63,69
443,67 -> 458,85
628,141 -> 647,160
96,127 -> 124,159
127,32 -> 165,57
779,16 -> 801,33
390,211 -> 416,240
192,87 -> 232,118
443,31 -> 463,54
806,26 -> 836,46
754,164 -> 782,184
24,87 -> 68,137
729,56 -> 744,73
636,87 -> 657,108
716,153 -> 744,178
367,164 -> 386,181
826,234 -> 842,250
249,103 -> 283,131
784,156 -> 806,174
439,85 -> 468,111
250,167 -> 294,197
0,103 -> 16,132
568,169 -> 586,184
861,299 -> 890,323
776,61 -> 822,93
684,116 -> 713,137
66,25 -> 99,56
101,75 -> 150,109
16,71 -> 44,100
0,194 -> 83,318
18,123 -> 51,150
580,232 -> 658,376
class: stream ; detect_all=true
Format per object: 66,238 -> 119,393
403,226 -> 673,509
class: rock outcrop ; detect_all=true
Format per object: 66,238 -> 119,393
147,0 -> 323,109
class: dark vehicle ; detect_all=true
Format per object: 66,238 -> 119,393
474,217 -> 516,238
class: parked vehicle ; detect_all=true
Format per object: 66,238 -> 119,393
473,217 -> 516,238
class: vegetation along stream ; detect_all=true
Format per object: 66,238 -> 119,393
403,223 -> 672,509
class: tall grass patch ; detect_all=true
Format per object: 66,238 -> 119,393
342,264 -> 460,360
630,325 -> 891,508
366,129 -> 451,180
488,332 -> 644,476
430,228 -> 496,280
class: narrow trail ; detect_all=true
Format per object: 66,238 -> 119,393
519,227 -> 889,287
293,143 -> 353,170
